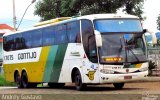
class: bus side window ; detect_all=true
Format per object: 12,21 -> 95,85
81,19 -> 98,63
21,38 -> 27,49
67,21 -> 81,43
4,34 -> 19,51
3,37 -> 8,51
12,34 -> 23,50
31,29 -> 42,48
54,25 -> 68,44
7,35 -> 15,51
89,36 -> 98,63
43,26 -> 55,46
22,32 -> 32,49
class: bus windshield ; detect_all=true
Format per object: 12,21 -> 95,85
94,19 -> 147,64
94,19 -> 143,33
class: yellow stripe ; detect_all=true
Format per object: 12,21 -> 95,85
34,17 -> 71,27
29,46 -> 50,82
4,46 -> 50,82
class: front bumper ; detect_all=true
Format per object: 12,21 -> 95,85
99,71 -> 148,83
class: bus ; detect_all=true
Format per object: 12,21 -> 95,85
3,14 -> 157,91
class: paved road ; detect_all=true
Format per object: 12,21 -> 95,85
0,81 -> 159,100
0,82 -> 159,94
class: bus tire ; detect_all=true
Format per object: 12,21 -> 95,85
113,83 -> 124,89
48,83 -> 65,88
21,71 -> 37,88
74,70 -> 86,91
14,72 -> 23,88
21,71 -> 29,88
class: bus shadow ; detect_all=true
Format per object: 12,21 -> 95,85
24,85 -> 145,92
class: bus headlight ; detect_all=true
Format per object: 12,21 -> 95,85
139,67 -> 148,72
100,69 -> 114,74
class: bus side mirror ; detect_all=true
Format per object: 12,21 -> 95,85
144,29 -> 157,45
94,30 -> 102,47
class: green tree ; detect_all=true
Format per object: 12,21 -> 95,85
157,39 -> 160,46
34,0 -> 144,21
124,0 -> 144,20
34,0 -> 62,21
157,14 -> 160,30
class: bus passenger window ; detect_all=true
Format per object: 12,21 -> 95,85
3,37 -> 8,51
67,21 -> 81,43
22,32 -> 32,48
43,26 -> 55,46
31,29 -> 42,47
89,36 -> 98,63
55,25 -> 68,44
81,19 -> 98,63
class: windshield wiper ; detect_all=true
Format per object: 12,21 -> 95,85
120,37 -> 128,62
127,46 -> 140,62
123,36 -> 140,62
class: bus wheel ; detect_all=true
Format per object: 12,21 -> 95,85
21,71 -> 29,88
113,83 -> 124,89
74,70 -> 86,91
48,83 -> 65,88
15,72 -> 22,88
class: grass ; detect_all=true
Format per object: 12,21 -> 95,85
37,83 -> 43,87
0,74 -> 45,87
0,74 -> 16,86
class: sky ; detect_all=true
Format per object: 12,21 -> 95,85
143,0 -> 160,32
0,0 -> 160,31
0,0 -> 40,30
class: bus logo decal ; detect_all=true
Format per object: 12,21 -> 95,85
126,69 -> 129,73
91,64 -> 95,69
86,71 -> 96,81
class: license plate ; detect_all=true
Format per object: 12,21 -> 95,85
124,76 -> 132,79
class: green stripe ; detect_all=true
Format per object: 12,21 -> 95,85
49,44 -> 68,82
123,64 -> 135,68
43,45 -> 58,82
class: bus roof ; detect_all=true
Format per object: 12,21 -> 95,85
4,14 -> 139,36
3,17 -> 78,36
34,17 -> 71,27
78,13 -> 139,20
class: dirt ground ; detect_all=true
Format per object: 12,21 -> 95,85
0,82 -> 160,100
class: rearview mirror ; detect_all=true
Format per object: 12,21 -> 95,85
94,30 -> 102,47
144,29 -> 157,44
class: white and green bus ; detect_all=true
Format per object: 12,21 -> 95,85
3,14 -> 157,90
